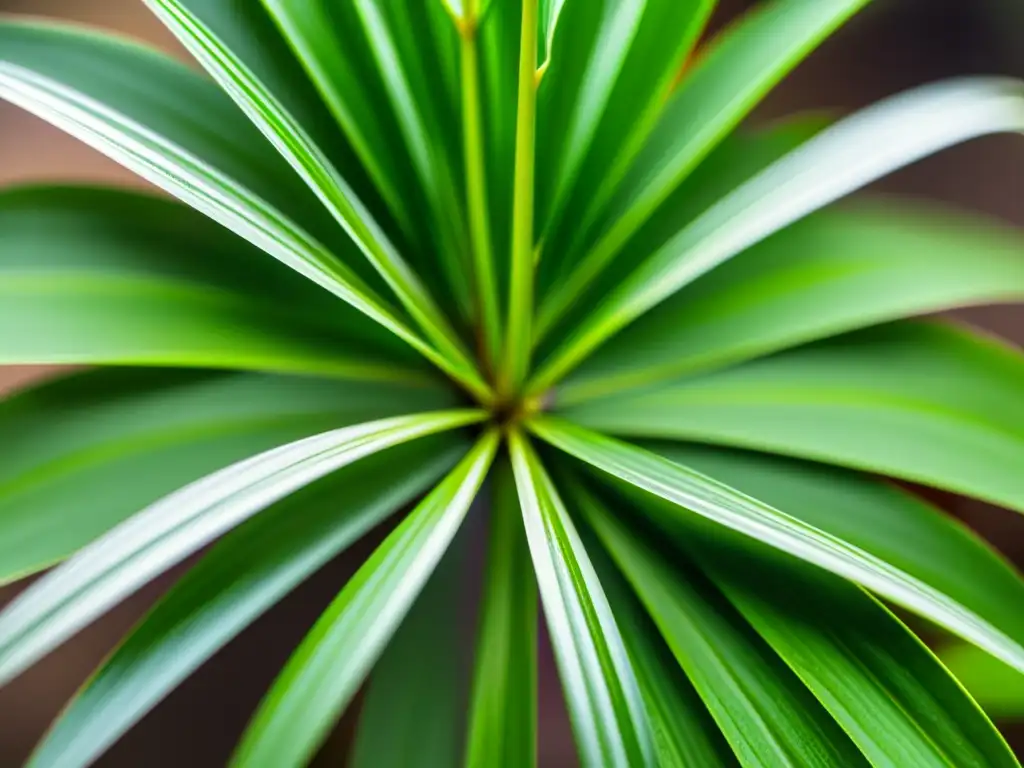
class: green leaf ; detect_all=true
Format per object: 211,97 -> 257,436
0,20 -> 487,395
537,0 -> 713,279
351,0 -> 474,319
0,185 -> 426,380
231,431 -> 499,768
574,484 -> 864,767
350,516 -> 472,768
530,77 -> 1024,393
529,416 -> 1024,676
258,0 -> 431,247
507,431 -> 653,768
464,458 -> 538,768
942,642 -> 1024,719
563,321 -> 1024,513
27,438 -> 464,768
0,368 -> 455,586
694,547 -> 1019,767
145,0 -> 482,385
574,517 -> 736,767
537,0 -> 870,335
0,410 -> 484,686
536,0 -> 566,73
560,201 -> 1024,402
537,116 -> 824,348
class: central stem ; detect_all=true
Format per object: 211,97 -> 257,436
500,0 -> 539,398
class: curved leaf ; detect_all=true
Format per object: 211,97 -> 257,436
27,438 -> 464,768
537,0 -> 713,289
564,322 -> 1024,512
351,0 -> 472,318
464,459 -> 538,768
0,369 -> 455,586
508,431 -> 653,768
575,484 -> 864,767
538,0 -> 871,334
145,0 -> 480,384
0,185 -> 424,380
350,517 -> 472,768
231,431 -> 499,768
0,410 -> 484,686
575,519 -> 737,767
530,77 -> 1024,393
694,547 -> 1018,767
529,416 -> 1024,676
560,202 -> 1024,402
0,20 -> 486,394
536,0 -> 567,73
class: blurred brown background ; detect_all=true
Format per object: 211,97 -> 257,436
0,0 -> 1021,765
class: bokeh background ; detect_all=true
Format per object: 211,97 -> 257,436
0,0 -> 1021,764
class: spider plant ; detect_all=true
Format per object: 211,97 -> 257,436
2,0 -> 1024,765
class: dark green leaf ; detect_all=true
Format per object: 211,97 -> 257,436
0,410 -> 484,686
530,416 -> 1024,674
0,185 -> 425,380
464,458 -> 538,768
563,321 -> 1024,513
231,431 -> 499,768
0,369 -> 455,585
561,202 -> 1024,402
508,431 -> 653,768
28,439 -> 464,768
575,484 -> 864,767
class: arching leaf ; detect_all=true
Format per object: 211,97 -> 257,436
529,416 -> 1024,675
530,77 -> 1024,393
0,369 -> 455,586
0,410 -> 484,686
560,202 -> 1024,402
563,322 -> 1024,512
27,439 -> 464,768
231,431 -> 499,768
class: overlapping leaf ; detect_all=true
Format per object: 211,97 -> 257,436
560,201 -> 1024,402
350,521 -> 472,768
0,410 -> 483,686
575,485 -> 864,766
564,322 -> 1024,512
464,459 -> 538,768
0,185 -> 423,379
231,431 -> 498,768
537,0 -> 872,333
0,369 -> 455,586
145,0 -> 480,383
508,432 -> 652,768
27,439 -> 464,768
530,416 -> 1024,674
531,77 -> 1024,392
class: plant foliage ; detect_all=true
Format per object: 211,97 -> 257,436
1,1 -> 1024,765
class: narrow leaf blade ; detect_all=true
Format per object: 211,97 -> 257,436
0,410 -> 484,685
230,431 -> 499,768
508,432 -> 653,768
